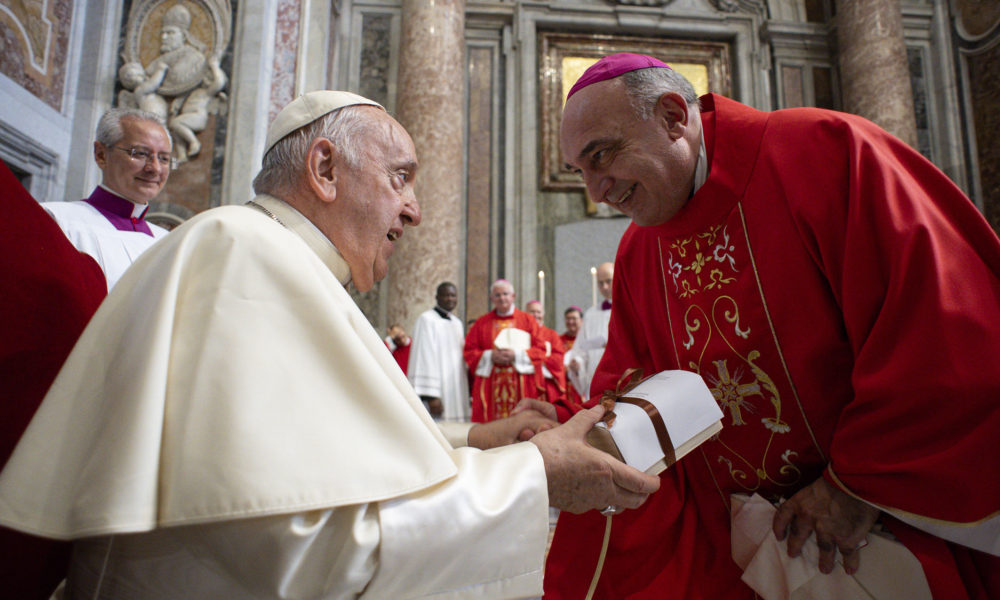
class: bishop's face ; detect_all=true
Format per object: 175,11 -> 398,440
526,302 -> 544,325
564,311 -> 582,336
560,78 -> 700,227
491,283 -> 515,314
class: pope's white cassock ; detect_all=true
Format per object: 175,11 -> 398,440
0,196 -> 548,599
565,303 -> 612,400
408,306 -> 470,422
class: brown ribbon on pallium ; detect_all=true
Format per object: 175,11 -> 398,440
599,368 -> 677,468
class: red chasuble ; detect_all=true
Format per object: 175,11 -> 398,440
545,95 -> 1000,599
464,309 -> 544,422
532,325 -> 567,407
0,162 -> 107,598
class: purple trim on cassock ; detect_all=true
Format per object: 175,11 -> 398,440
601,300 -> 612,311
83,187 -> 153,236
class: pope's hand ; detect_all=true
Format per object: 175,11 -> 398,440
530,405 -> 660,514
468,407 -> 558,450
772,476 -> 880,575
510,397 -> 558,422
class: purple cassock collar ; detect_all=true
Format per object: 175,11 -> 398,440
84,186 -> 154,236
601,300 -> 612,311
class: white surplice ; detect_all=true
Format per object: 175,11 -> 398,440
0,196 -> 548,599
407,307 -> 471,422
43,197 -> 168,289
565,304 -> 612,400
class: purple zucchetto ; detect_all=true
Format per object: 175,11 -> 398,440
567,53 -> 672,100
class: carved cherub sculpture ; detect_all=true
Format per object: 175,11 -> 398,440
169,57 -> 227,161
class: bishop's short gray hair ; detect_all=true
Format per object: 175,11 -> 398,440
622,67 -> 700,121
96,108 -> 170,148
253,105 -> 370,197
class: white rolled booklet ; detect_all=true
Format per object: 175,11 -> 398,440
586,369 -> 724,475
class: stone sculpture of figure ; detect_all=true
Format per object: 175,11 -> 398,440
146,4 -> 207,97
169,57 -> 226,161
117,61 -> 169,121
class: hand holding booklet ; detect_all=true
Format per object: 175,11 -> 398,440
586,369 -> 723,475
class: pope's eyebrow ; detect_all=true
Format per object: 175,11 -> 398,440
575,137 -> 616,165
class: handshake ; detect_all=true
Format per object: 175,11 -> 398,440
467,398 -> 661,515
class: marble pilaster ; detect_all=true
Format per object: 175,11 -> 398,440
388,0 -> 466,329
835,0 -> 917,147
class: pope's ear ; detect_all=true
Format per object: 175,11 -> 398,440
656,92 -> 691,140
305,137 -> 338,203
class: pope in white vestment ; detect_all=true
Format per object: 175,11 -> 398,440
0,92 -> 660,599
0,197 -> 549,599
408,283 -> 471,422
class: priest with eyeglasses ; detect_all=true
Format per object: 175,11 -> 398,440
42,107 -> 173,289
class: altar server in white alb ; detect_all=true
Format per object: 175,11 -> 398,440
566,261 -> 614,399
0,91 -> 659,599
408,281 -> 471,421
43,108 -> 172,289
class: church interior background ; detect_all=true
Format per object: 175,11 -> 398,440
1,0 -> 997,334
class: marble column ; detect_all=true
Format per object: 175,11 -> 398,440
388,0 -> 466,329
835,0 -> 918,147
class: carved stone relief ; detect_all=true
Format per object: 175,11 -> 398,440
118,0 -> 232,165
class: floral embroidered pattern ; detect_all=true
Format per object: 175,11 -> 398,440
661,214 -> 804,493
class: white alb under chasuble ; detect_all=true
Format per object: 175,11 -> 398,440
0,197 -> 548,599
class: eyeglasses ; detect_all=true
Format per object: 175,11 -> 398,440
113,146 -> 175,169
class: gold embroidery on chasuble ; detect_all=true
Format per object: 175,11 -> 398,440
489,319 -> 520,419
657,207 -> 806,495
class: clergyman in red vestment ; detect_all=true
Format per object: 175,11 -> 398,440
464,280 -> 546,422
558,306 -> 585,419
545,53 -> 1000,600
524,300 -> 568,409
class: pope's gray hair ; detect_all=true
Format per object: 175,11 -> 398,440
253,105 -> 372,197
96,108 -> 170,148
622,67 -> 700,120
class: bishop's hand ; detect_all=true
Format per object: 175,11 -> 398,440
772,476 -> 880,575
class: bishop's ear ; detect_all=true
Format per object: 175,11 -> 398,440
656,92 -> 690,140
306,137 -> 338,203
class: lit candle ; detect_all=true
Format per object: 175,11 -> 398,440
538,270 -> 545,310
591,266 -> 598,307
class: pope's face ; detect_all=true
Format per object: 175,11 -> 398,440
564,311 -> 581,336
491,283 -> 515,314
95,118 -> 172,204
560,78 -> 700,227
330,110 -> 420,293
526,302 -> 544,325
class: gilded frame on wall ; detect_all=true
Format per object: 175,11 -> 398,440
539,32 -> 732,192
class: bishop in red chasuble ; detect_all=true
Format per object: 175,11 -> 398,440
546,55 -> 1000,600
465,280 -> 546,422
